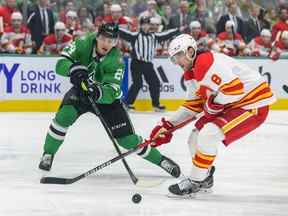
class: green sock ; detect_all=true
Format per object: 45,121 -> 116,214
42,105 -> 79,155
116,134 -> 162,165
44,134 -> 63,154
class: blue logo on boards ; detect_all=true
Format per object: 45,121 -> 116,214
0,63 -> 61,94
0,63 -> 19,93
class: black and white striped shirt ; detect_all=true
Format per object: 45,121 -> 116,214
118,28 -> 179,63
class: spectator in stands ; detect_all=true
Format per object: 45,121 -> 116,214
267,8 -> 278,27
132,0 -> 147,16
103,3 -> 111,17
154,0 -> 167,17
58,0 -> 76,23
94,16 -> 104,33
0,0 -> 18,29
162,4 -> 172,30
94,3 -> 109,28
246,29 -> 272,57
258,8 -> 271,32
245,6 -> 263,43
272,4 -> 288,40
27,0 -> 55,53
150,16 -> 166,55
77,19 -> 95,38
120,1 -> 133,17
104,4 -> 128,28
118,16 -> 180,112
216,0 -> 245,39
65,10 -> 81,39
191,0 -> 214,33
150,16 -> 162,32
189,20 -> 214,52
1,11 -> 32,54
38,21 -> 72,55
270,30 -> 288,60
139,0 -> 161,21
216,20 -> 246,56
120,1 -> 138,32
78,5 -> 94,27
168,0 -> 193,33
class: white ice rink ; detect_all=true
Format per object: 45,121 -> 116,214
0,110 -> 288,216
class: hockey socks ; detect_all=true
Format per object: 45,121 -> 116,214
43,105 -> 79,154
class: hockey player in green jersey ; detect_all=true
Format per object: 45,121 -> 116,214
38,23 -> 181,178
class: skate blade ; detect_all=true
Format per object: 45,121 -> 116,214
167,192 -> 196,199
199,188 -> 213,194
167,189 -> 213,199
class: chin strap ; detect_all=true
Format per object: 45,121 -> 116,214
185,48 -> 197,65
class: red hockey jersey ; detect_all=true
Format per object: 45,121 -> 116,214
182,51 -> 275,113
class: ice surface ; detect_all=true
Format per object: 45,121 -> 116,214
0,111 -> 288,216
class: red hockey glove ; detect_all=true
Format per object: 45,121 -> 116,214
204,94 -> 224,120
271,52 -> 280,61
150,118 -> 174,147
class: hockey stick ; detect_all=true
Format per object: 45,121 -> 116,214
40,117 -> 194,185
283,85 -> 288,94
83,82 -> 138,184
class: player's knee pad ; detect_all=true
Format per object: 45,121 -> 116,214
117,134 -> 152,158
55,105 -> 79,128
187,128 -> 199,157
116,134 -> 142,150
197,123 -> 224,156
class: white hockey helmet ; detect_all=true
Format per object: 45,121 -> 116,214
11,12 -> 23,20
66,10 -> 77,18
168,34 -> 197,64
281,31 -> 288,40
110,4 -> 122,12
260,29 -> 272,38
189,21 -> 201,30
54,21 -> 66,31
225,20 -> 235,28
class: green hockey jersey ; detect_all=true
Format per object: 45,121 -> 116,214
57,32 -> 125,104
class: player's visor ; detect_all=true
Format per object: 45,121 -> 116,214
170,50 -> 185,64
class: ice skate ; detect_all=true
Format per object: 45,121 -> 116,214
168,166 -> 215,198
160,155 -> 181,178
38,153 -> 54,171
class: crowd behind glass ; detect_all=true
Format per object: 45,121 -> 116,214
0,0 -> 287,60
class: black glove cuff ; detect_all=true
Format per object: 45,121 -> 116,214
69,62 -> 88,76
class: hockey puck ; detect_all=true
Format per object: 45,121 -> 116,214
132,193 -> 142,204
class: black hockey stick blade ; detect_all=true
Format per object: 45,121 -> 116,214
40,176 -> 74,184
283,85 -> 288,94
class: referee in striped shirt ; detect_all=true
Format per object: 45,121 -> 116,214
119,16 -> 179,112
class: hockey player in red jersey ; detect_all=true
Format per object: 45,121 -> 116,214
216,20 -> 246,56
271,4 -> 288,40
270,30 -> 288,60
189,21 -> 214,52
1,12 -> 32,54
247,29 -> 272,57
38,21 -> 72,55
149,34 -> 276,197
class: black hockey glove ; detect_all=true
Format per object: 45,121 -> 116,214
69,62 -> 89,88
